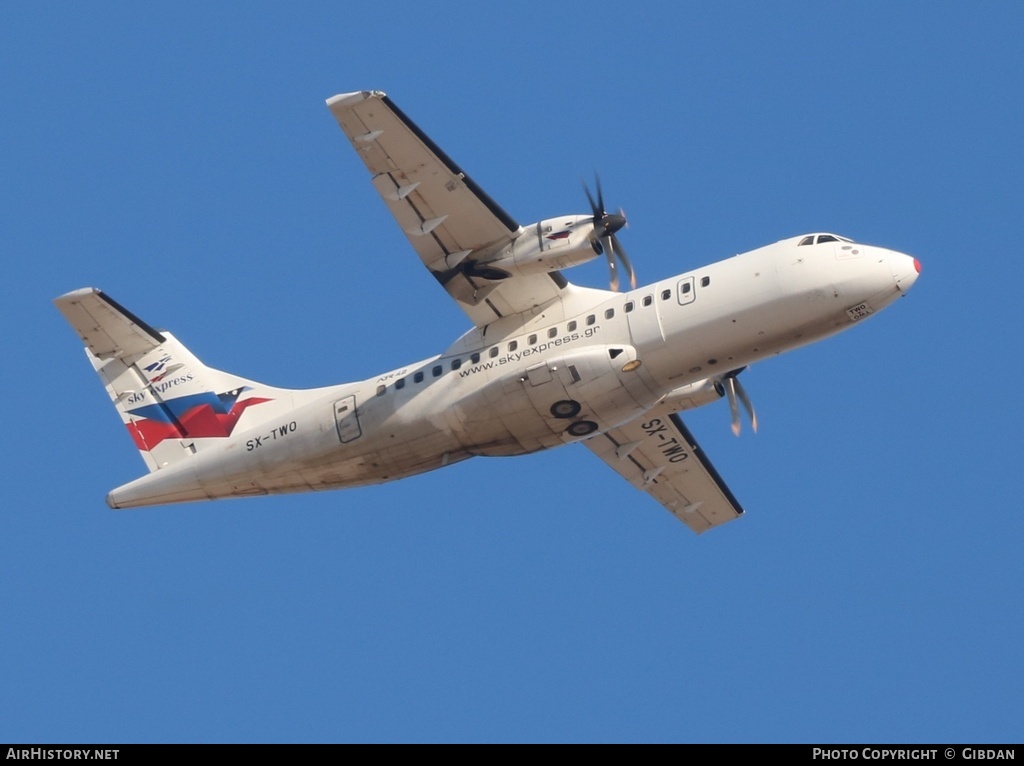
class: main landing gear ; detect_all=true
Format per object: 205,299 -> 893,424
566,420 -> 598,437
550,399 -> 597,438
550,400 -> 582,419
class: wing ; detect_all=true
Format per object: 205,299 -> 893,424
584,403 -> 744,534
326,90 -> 566,326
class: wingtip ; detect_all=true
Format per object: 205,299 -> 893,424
54,287 -> 101,304
54,286 -> 100,301
325,90 -> 386,110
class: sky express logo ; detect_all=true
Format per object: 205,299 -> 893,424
144,354 -> 171,373
142,353 -> 186,383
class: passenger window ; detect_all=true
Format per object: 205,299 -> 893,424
567,320 -> 577,331
681,282 -> 691,294
509,340 -> 518,352
625,301 -> 634,313
528,334 -> 537,345
414,371 -> 424,383
451,358 -> 461,370
701,276 -> 710,287
432,365 -> 442,377
642,295 -> 653,307
586,315 -> 596,326
661,289 -> 671,300
376,385 -> 386,397
604,308 -> 614,319
470,352 -> 480,364
488,347 -> 499,358
395,378 -> 405,390
547,327 -> 557,338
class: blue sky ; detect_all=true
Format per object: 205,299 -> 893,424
2,1 -> 1021,743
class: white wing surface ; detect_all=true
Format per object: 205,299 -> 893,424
584,404 -> 745,534
326,90 -> 567,326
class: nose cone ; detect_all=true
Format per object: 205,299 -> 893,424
889,251 -> 922,293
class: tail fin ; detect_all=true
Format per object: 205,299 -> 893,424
55,288 -> 289,472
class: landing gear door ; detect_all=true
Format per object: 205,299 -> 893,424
334,395 -> 362,444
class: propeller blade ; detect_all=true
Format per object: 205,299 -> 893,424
582,179 -> 600,220
610,233 -> 637,290
726,377 -> 741,437
582,176 -> 634,291
605,244 -> 620,292
734,377 -> 759,433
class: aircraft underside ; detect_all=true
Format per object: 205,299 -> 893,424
54,90 -> 920,534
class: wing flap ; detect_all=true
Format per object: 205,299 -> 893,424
585,405 -> 744,534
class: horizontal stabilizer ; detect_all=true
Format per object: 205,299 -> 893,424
54,288 -> 164,361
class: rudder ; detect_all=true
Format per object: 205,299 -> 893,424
55,288 -> 288,472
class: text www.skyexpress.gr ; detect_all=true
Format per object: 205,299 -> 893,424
458,327 -> 601,378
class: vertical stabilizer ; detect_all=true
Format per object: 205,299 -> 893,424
55,288 -> 293,472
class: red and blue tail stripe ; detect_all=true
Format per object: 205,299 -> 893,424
125,388 -> 271,450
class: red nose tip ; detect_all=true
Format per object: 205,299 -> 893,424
913,258 -> 922,274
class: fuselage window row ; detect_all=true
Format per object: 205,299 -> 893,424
384,295 -> 666,393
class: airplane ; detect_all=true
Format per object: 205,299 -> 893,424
54,90 -> 921,534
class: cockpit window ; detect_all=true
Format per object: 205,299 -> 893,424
798,233 -> 856,246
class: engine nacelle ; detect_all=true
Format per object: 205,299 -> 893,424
482,215 -> 601,276
661,378 -> 724,412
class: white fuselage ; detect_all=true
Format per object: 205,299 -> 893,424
106,235 -> 919,508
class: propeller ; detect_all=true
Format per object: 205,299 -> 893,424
583,176 -> 636,292
715,368 -> 759,437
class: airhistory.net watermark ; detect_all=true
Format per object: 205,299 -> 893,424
6,750 -> 118,760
